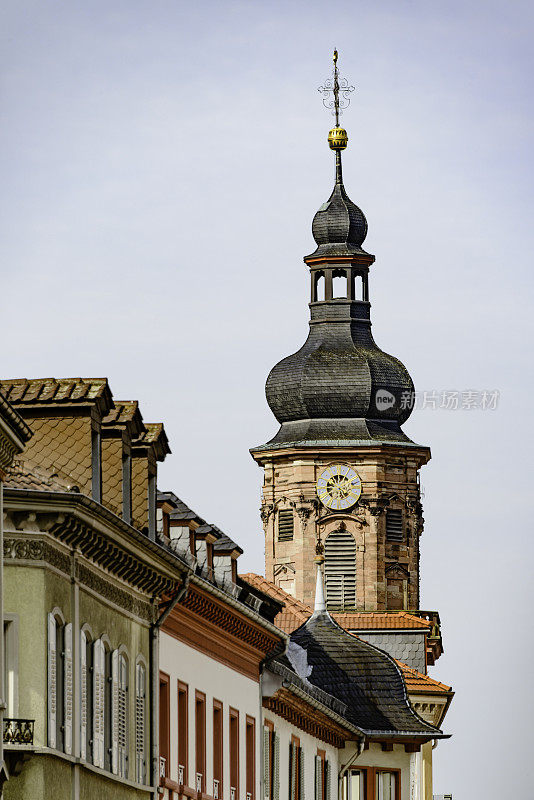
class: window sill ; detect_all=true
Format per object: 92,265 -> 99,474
159,782 -> 215,800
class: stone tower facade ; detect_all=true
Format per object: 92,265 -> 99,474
251,115 -> 430,613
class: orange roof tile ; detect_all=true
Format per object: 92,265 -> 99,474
396,661 -> 452,695
240,574 -> 432,633
240,573 -> 311,633
334,612 -> 431,631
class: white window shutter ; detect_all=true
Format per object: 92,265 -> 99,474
273,734 -> 280,800
263,728 -> 271,800
80,630 -> 87,761
63,622 -> 73,755
325,761 -> 330,800
136,663 -> 146,784
47,613 -> 57,749
111,649 -> 119,774
299,748 -> 304,800
118,654 -> 128,778
93,639 -> 105,768
289,744 -> 295,800
314,757 -> 321,800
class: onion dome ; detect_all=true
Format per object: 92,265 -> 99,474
264,324 -> 415,448
309,153 -> 368,258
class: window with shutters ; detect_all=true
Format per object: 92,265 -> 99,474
93,638 -> 106,768
315,751 -> 325,800
263,721 -> 279,800
159,673 -> 170,781
277,510 -> 294,542
80,628 -> 94,763
385,510 -> 403,543
342,768 -> 400,800
195,691 -> 206,793
324,531 -> 357,610
229,708 -> 239,800
136,661 -> 147,784
63,622 -> 73,755
47,611 -> 66,752
178,681 -> 189,785
213,699 -> 223,799
289,736 -> 303,800
245,716 -> 255,800
117,653 -> 129,777
104,645 -> 112,771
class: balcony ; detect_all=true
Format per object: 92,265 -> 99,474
3,718 -> 34,745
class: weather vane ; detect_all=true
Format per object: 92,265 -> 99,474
318,49 -> 355,128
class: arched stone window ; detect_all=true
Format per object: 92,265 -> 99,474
324,530 -> 357,610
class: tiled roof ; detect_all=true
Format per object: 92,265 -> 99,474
133,423 -> 170,460
244,574 -> 450,712
240,573 -> 310,631
0,378 -> 113,414
241,573 -> 431,633
0,392 -> 32,444
158,490 -> 209,526
103,401 -> 144,437
5,460 -> 75,492
397,662 -> 452,695
275,611 -> 441,737
336,612 -> 431,631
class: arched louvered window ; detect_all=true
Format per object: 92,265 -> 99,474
324,531 -> 357,610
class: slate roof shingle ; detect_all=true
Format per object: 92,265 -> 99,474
277,610 -> 442,737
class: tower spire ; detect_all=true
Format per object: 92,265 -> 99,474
318,50 -> 354,183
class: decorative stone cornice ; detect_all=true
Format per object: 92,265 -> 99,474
4,536 -> 71,575
76,563 -> 154,622
3,496 -> 183,598
263,688 -> 353,747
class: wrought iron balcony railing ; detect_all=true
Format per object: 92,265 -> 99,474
3,718 -> 34,745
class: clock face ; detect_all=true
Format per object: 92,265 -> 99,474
316,464 -> 362,510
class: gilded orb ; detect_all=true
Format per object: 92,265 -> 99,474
328,126 -> 348,150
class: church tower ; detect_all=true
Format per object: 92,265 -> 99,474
250,53 -> 430,612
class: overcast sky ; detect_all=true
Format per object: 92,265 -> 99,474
1,1 -> 533,796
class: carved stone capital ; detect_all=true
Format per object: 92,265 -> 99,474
260,504 -> 274,525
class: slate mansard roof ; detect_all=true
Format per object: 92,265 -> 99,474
275,609 -> 444,739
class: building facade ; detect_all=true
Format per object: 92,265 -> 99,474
0,378 -> 185,800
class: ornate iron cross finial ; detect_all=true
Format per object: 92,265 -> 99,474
318,49 -> 355,126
